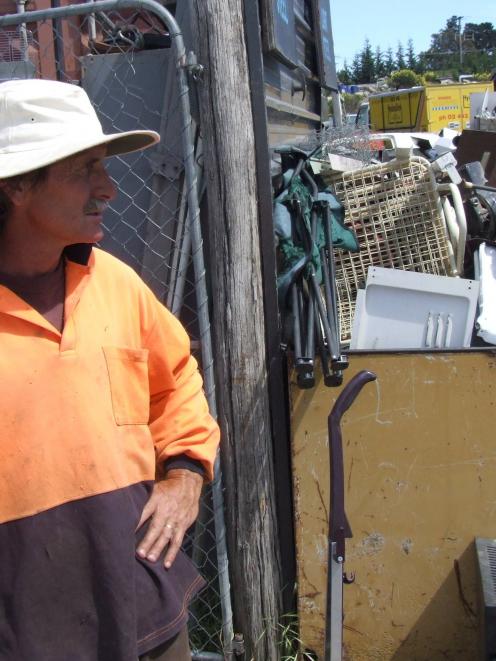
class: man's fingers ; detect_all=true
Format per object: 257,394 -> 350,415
137,521 -> 185,565
135,470 -> 203,563
142,527 -> 173,562
137,515 -> 170,559
135,497 -> 156,531
164,530 -> 185,569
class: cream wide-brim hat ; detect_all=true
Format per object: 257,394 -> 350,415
0,78 -> 160,178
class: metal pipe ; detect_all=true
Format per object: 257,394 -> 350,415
320,246 -> 339,362
448,182 -> 467,277
0,3 -> 235,657
50,0 -> 67,81
15,0 -> 29,62
464,181 -> 496,194
323,205 -> 341,350
314,297 -> 331,383
291,282 -> 302,361
86,0 -> 97,41
304,208 -> 319,361
170,12 -> 235,659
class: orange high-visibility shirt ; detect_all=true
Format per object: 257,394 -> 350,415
0,247 -> 220,525
0,246 -> 221,658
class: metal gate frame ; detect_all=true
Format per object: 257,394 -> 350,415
0,3 -> 234,658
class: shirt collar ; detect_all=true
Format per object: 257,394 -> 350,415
63,243 -> 93,265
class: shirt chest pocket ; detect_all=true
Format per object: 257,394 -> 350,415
102,346 -> 150,425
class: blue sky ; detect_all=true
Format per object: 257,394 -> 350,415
330,1 -> 495,67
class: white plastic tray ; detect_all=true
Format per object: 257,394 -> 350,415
350,267 -> 480,350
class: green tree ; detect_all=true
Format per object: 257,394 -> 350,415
375,46 -> 386,78
419,16 -> 496,75
342,17 -> 496,84
384,47 -> 395,74
464,21 -> 496,54
340,92 -> 367,113
360,39 -> 375,82
396,42 -> 406,69
406,39 -> 417,71
351,53 -> 361,83
388,68 -> 423,89
338,60 -> 352,85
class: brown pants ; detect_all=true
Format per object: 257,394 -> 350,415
139,627 -> 191,661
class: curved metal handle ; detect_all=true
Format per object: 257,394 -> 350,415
328,370 -> 377,559
329,370 -> 377,427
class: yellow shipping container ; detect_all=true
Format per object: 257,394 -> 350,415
368,82 -> 492,133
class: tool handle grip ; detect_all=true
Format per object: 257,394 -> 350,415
328,370 -> 376,558
329,370 -> 376,427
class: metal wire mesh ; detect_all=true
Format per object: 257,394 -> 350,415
317,123 -> 373,165
297,121 -> 373,165
329,157 -> 455,344
0,8 -> 225,657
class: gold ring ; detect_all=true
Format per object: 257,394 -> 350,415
164,523 -> 174,530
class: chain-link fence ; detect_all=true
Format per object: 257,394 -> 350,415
0,3 -> 232,658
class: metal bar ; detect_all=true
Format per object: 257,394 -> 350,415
291,282 -> 302,361
0,0 -> 178,27
305,285 -> 315,360
51,0 -> 66,81
173,39 -> 233,661
308,270 -> 334,355
15,0 -> 29,62
0,4 -> 234,657
314,297 -> 331,382
169,14 -> 234,659
321,210 -> 340,362
320,246 -> 339,361
325,541 -> 343,661
304,208 -> 319,361
86,0 -> 97,41
325,370 -> 377,661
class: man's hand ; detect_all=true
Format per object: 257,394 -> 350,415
136,469 -> 203,568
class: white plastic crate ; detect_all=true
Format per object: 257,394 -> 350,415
330,156 -> 456,344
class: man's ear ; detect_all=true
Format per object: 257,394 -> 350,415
0,178 -> 30,207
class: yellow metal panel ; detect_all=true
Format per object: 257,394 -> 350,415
369,91 -> 422,131
291,352 -> 496,660
425,83 -> 491,132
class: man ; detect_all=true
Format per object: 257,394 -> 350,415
0,78 -> 220,660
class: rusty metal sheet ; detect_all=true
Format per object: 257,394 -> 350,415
291,351 -> 496,660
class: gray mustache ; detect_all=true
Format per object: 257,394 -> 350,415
84,201 -> 107,214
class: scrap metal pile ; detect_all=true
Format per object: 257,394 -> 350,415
273,125 -> 496,388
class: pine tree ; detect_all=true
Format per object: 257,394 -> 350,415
375,46 -> 386,78
385,47 -> 395,75
351,53 -> 361,83
396,42 -> 406,70
406,39 -> 417,71
360,39 -> 376,83
338,60 -> 352,85
341,17 -> 496,83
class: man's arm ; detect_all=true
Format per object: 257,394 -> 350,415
136,468 -> 203,566
136,294 -> 220,566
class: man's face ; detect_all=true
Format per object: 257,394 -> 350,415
15,145 -> 116,248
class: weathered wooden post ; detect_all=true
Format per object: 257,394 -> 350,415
191,1 -> 283,658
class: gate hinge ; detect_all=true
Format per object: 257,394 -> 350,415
232,632 -> 245,656
185,51 -> 204,82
